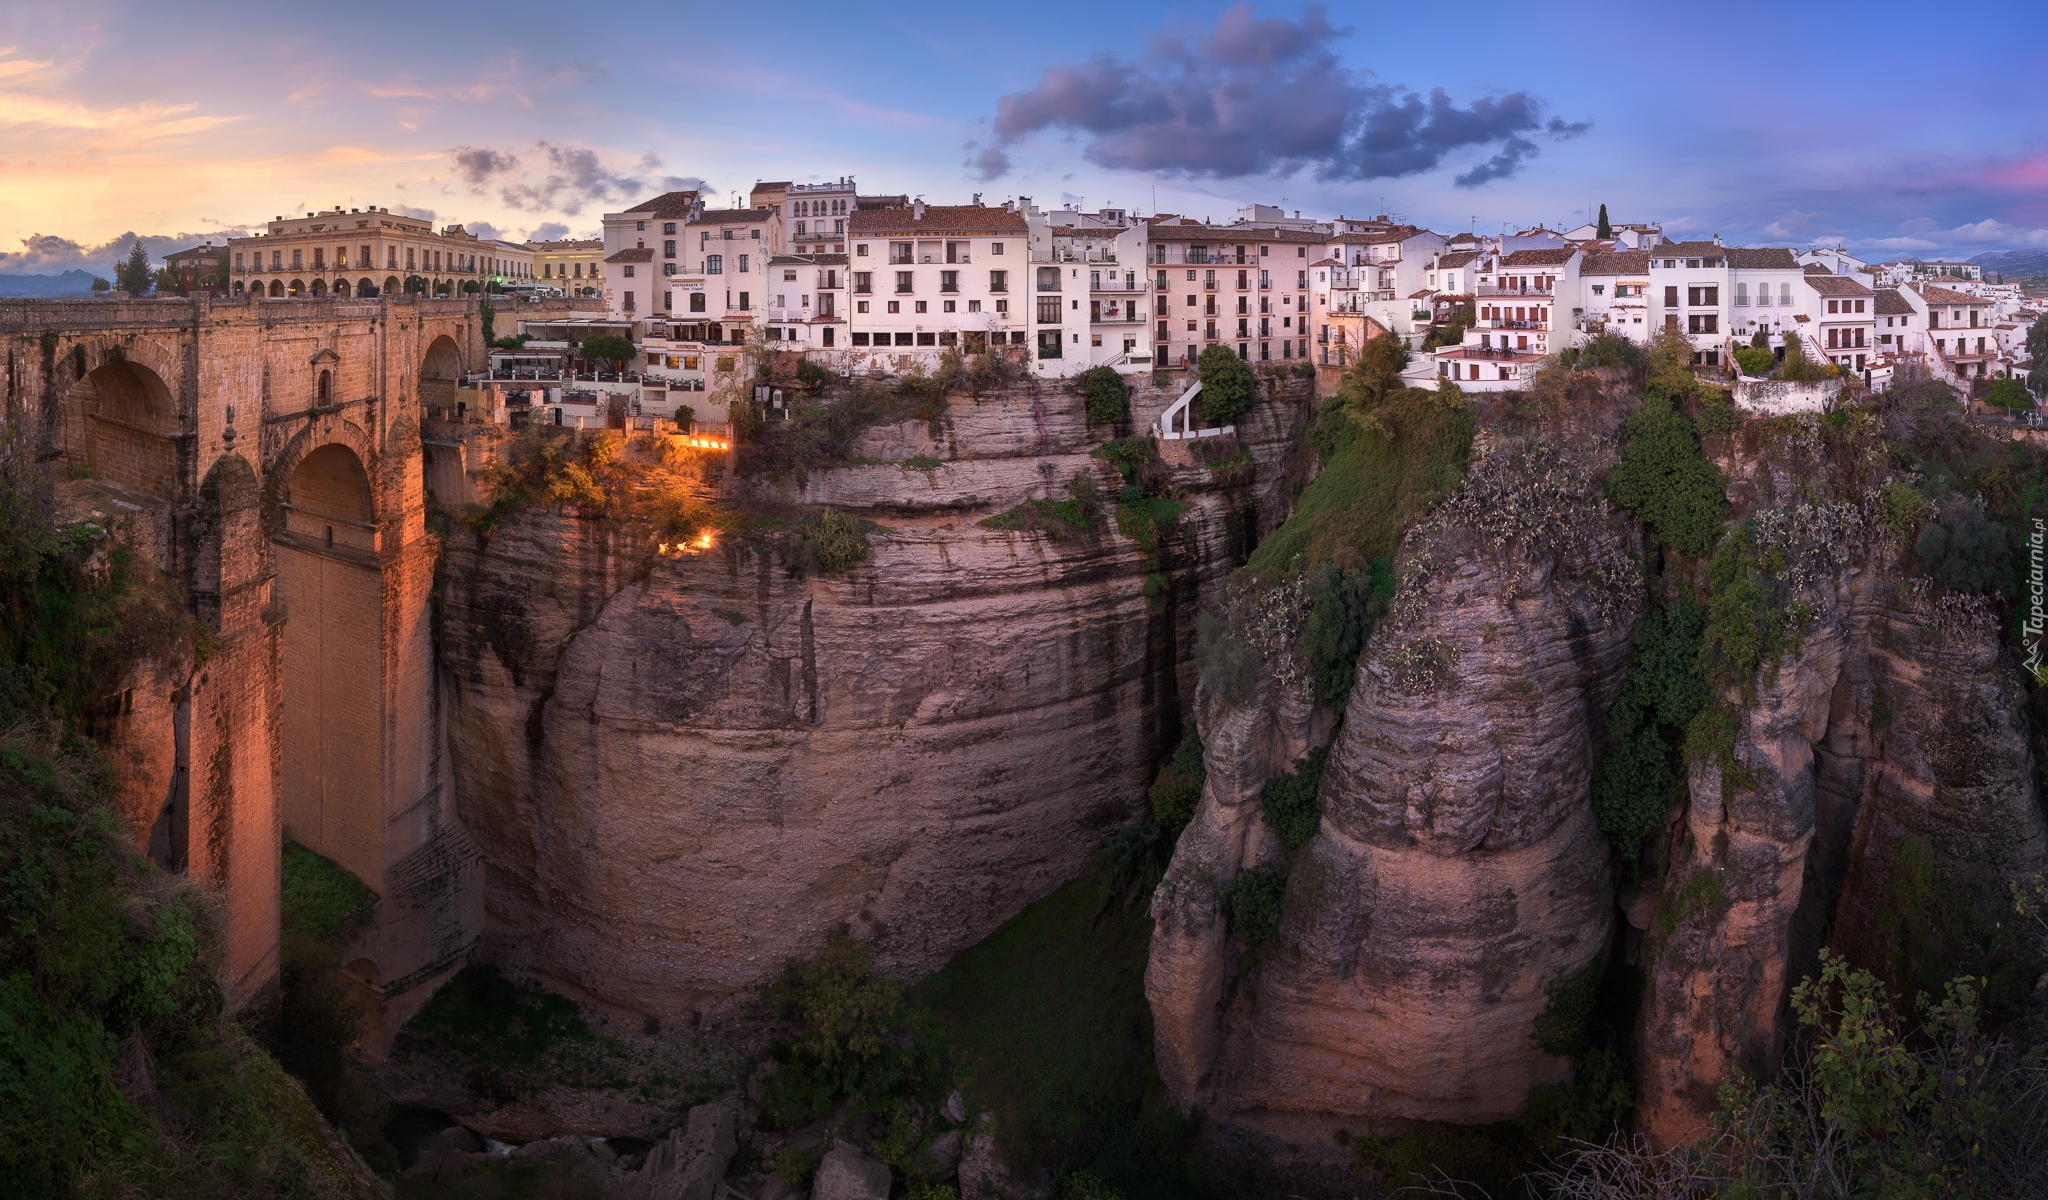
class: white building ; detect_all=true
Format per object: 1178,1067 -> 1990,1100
1144,220 -> 1318,371
1904,283 -> 1999,383
598,189 -> 703,318
1647,242 -> 1805,368
1799,273 -> 1876,372
845,201 -> 1033,370
1578,250 -> 1652,341
762,253 -> 849,353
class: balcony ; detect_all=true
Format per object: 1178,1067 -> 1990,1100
889,254 -> 914,266
1475,284 -> 1554,297
895,285 -> 914,295
1478,319 -> 1549,331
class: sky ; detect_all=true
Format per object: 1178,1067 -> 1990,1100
3,0 -> 2046,275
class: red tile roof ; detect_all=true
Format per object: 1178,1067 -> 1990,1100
1500,247 -> 1575,267
605,248 -> 655,263
623,190 -> 701,218
1805,275 -> 1873,297
849,204 -> 1027,235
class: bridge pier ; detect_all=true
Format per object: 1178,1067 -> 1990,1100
0,293 -> 567,1032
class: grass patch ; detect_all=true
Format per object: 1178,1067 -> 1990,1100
1243,387 -> 1472,580
916,865 -> 1200,1200
981,475 -> 1103,536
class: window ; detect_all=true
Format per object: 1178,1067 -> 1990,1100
917,332 -> 936,346
997,299 -> 1010,314
1037,296 -> 1061,324
1854,299 -> 1865,313
887,301 -> 900,313
1591,283 -> 1606,296
1036,266 -> 1061,292
989,270 -> 1007,293
1687,314 -> 1718,334
895,333 -> 914,346
624,265 -> 635,277
663,222 -> 676,234
944,300 -> 957,312
1780,283 -> 1792,305
663,263 -> 676,276
853,272 -> 872,294
1827,299 -> 1839,314
967,299 -> 981,312
738,255 -> 749,272
915,301 -> 928,313
852,332 -> 871,346
890,242 -> 913,264
1687,286 -> 1718,306
856,244 -> 869,256
689,293 -> 705,312
990,242 -> 1004,255
940,270 -> 958,293
856,300 -> 869,313
895,271 -> 913,294
1734,282 -> 1748,305
706,255 -> 722,274
1663,285 -> 1679,307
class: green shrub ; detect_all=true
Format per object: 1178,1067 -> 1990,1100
1915,503 -> 2007,594
1878,481 -> 1930,537
1530,959 -> 1603,1058
1196,344 -> 1255,424
1260,747 -> 1327,850
1090,437 -> 1154,482
1146,730 -> 1205,839
1424,303 -> 1475,350
982,475 -> 1102,536
1779,332 -> 1832,383
903,454 -> 943,471
1077,367 -> 1131,425
577,332 -> 635,370
796,357 -> 831,390
760,933 -> 908,1127
1695,386 -> 1739,434
1733,346 -> 1775,378
806,509 -> 870,573
1577,332 -> 1647,377
1590,600 -> 1706,853
1606,393 -> 1729,559
1227,867 -> 1286,946
1301,558 -> 1394,707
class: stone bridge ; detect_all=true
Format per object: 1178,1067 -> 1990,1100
1,292 -> 593,1037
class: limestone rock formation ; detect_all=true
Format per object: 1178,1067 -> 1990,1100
1636,566 -> 2048,1144
1149,445 -> 1641,1139
436,378 -> 1311,1019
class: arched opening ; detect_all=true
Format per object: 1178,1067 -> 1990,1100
359,277 -> 375,297
60,359 -> 180,500
317,369 -> 332,402
288,278 -> 305,296
275,441 -> 382,884
384,275 -> 400,294
420,335 -> 462,414
311,279 -> 328,297
232,280 -> 245,295
331,278 -> 350,298
269,280 -> 284,297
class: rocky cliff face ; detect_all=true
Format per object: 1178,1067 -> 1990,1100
1634,424 -> 2048,1145
1152,405 -> 2047,1159
1149,441 -> 1641,1144
435,377 -> 1313,1022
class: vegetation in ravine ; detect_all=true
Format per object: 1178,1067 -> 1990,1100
755,863 -> 1204,1200
1259,746 -> 1327,851
1604,392 -> 1729,561
1076,366 -> 1132,426
1195,344 -> 1254,425
467,427 -> 726,546
1589,599 -> 1707,858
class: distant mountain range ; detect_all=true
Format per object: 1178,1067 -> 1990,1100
0,270 -> 103,298
1970,248 -> 2048,278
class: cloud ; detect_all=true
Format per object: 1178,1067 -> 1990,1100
445,144 -> 709,216
1852,217 -> 2048,254
464,221 -> 506,241
0,228 -> 252,274
0,92 -> 243,140
453,146 -> 520,184
527,222 -> 570,241
979,3 -> 1584,186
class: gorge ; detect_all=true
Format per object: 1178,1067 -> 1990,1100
4,296 -> 2045,1199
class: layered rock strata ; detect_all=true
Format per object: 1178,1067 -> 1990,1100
436,377 -> 1311,1020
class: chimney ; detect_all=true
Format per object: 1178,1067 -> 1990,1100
972,192 -> 982,206
913,199 -> 926,221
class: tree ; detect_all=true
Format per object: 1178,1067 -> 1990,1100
115,240 -> 152,293
1606,392 -> 1729,559
1646,325 -> 1699,395
2028,314 -> 2048,397
1196,343 -> 1254,424
1986,376 -> 2034,410
1076,365 -> 1130,425
1595,203 -> 1612,240
1335,331 -> 1407,411
89,277 -> 110,294
402,274 -> 428,294
578,333 -> 636,371
1916,503 -> 2008,594
151,266 -> 182,296
1749,327 -> 1771,350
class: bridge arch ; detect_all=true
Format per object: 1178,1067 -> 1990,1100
59,356 -> 182,500
420,335 -> 463,413
271,430 -> 384,886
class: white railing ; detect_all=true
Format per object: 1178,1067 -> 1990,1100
1157,380 -> 1231,440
